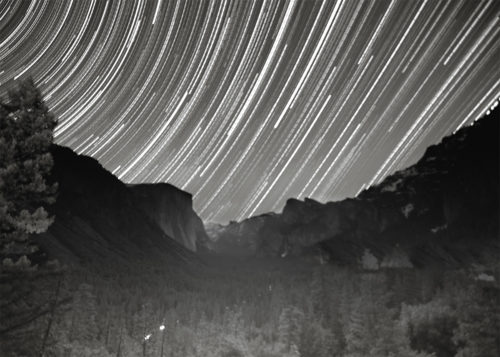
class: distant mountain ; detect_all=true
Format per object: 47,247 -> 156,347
205,213 -> 277,256
33,145 -> 204,266
207,108 -> 499,267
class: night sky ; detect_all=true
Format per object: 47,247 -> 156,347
1,0 -> 499,223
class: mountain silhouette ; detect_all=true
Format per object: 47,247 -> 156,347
206,108 -> 499,267
34,145 -> 205,267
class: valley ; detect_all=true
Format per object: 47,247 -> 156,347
1,80 -> 498,356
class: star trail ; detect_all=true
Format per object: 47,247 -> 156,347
1,0 -> 499,223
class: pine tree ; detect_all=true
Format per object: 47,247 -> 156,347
400,298 -> 457,357
278,305 -> 304,352
453,284 -> 500,357
0,77 -> 57,259
360,249 -> 379,271
310,267 -> 328,318
0,78 -> 61,357
299,318 -> 338,357
69,283 -> 99,346
344,273 -> 422,357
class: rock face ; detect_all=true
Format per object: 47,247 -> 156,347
129,183 -> 208,252
205,214 -> 276,256
34,145 -> 201,266
208,109 -> 499,266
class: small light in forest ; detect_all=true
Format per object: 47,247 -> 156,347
144,334 -> 152,341
159,324 -> 165,331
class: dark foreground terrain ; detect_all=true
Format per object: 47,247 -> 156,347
1,252 -> 499,357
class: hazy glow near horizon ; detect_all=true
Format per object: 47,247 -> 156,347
0,0 -> 499,223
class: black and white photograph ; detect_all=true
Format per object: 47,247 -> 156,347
0,1 -> 499,356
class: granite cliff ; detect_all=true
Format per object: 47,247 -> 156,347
129,183 -> 208,252
32,145 -> 205,266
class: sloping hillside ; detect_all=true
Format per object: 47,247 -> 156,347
35,145 -> 197,266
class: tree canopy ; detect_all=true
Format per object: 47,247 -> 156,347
0,78 -> 57,246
